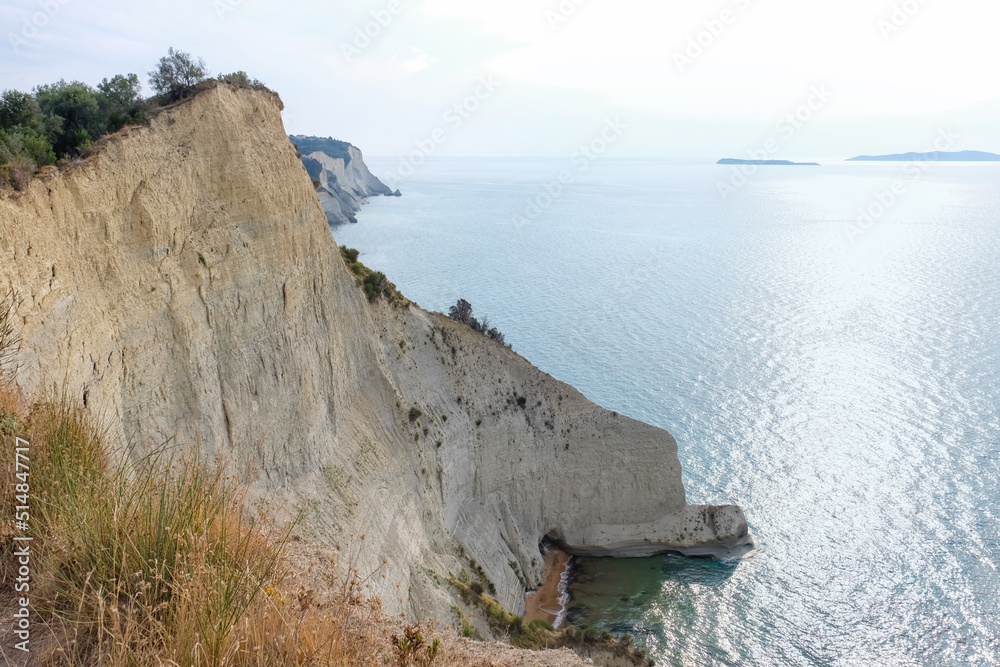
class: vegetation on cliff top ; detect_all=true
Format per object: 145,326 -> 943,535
0,48 -> 271,192
289,135 -> 353,165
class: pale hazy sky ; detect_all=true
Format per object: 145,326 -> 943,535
2,0 -> 998,159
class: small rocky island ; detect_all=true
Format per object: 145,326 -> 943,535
847,150 -> 1000,162
717,158 -> 820,166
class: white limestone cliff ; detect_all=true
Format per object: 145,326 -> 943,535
0,84 -> 750,625
298,141 -> 396,225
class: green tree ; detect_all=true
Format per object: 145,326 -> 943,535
148,48 -> 208,103
35,80 -> 106,158
0,90 -> 41,130
448,298 -> 473,325
97,73 -> 145,131
0,90 -> 56,169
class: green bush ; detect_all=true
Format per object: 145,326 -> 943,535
0,51 -> 199,189
340,245 -> 360,263
216,70 -> 266,90
35,80 -> 104,157
148,47 -> 208,103
363,271 -> 389,301
338,246 -> 408,307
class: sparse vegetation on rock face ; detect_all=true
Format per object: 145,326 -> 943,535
339,245 -> 409,307
446,576 -> 653,664
448,298 -> 509,347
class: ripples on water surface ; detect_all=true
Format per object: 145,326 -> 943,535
334,158 -> 1000,665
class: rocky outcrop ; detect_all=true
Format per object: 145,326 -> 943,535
291,135 -> 394,225
0,84 -> 750,626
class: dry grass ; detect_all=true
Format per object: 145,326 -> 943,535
0,386 -> 463,666
0,393 -> 407,666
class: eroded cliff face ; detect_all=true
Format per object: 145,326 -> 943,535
0,85 -> 748,622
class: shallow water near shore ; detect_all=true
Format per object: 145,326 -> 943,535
335,157 -> 1000,665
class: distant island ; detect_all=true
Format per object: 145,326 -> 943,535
717,158 -> 820,166
847,150 -> 1000,162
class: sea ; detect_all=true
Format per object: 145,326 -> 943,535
332,156 -> 1000,666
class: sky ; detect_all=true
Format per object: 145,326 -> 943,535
1,0 -> 999,159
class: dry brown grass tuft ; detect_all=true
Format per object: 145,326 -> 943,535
0,393 -> 434,666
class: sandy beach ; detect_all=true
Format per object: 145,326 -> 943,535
524,547 -> 570,627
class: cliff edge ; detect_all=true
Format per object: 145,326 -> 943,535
0,85 -> 750,624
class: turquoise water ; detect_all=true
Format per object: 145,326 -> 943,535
333,157 -> 1000,666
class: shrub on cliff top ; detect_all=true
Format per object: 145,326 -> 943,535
148,47 -> 208,103
216,70 -> 266,90
97,73 -> 146,132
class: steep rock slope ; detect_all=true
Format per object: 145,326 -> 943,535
0,85 -> 749,623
